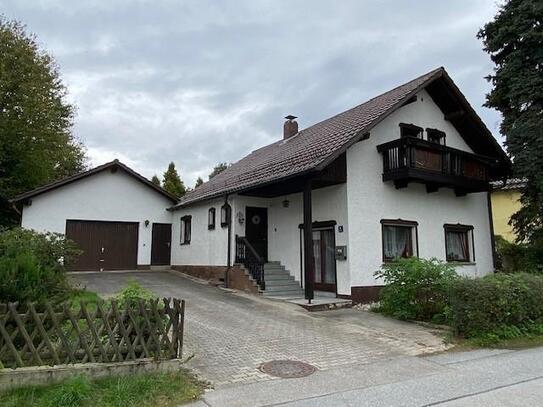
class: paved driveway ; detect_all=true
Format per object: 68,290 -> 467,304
71,271 -> 447,387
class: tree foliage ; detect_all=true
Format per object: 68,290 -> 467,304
0,18 -> 87,226
208,162 -> 230,180
478,0 -> 543,243
162,162 -> 185,198
151,174 -> 161,187
194,176 -> 204,188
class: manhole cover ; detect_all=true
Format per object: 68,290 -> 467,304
259,360 -> 317,378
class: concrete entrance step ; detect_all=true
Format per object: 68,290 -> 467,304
288,297 -> 353,312
264,274 -> 295,281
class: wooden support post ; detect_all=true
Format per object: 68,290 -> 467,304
303,179 -> 314,302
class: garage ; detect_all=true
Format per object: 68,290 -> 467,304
66,220 -> 139,271
10,160 -> 178,270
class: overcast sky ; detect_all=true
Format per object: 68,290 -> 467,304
3,1 -> 503,186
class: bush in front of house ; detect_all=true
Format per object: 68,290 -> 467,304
115,279 -> 157,308
448,273 -> 543,340
0,228 -> 81,304
374,257 -> 458,322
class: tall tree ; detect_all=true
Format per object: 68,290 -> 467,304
195,176 -> 204,188
478,0 -> 543,243
0,18 -> 87,226
208,162 -> 230,180
162,162 -> 186,198
151,174 -> 161,186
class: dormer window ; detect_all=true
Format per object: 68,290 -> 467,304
399,123 -> 423,139
427,128 -> 446,145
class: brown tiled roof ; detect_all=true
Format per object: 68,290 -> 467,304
175,67 -> 508,208
176,68 -> 443,207
10,160 -> 178,203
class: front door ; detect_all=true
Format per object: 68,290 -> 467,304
312,228 -> 337,292
151,223 -> 172,266
245,207 -> 268,261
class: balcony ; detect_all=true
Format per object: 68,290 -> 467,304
376,137 -> 498,195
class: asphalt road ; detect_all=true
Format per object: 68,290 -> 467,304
194,347 -> 543,406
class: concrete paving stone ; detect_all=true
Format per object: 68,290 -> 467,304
72,271 -> 448,387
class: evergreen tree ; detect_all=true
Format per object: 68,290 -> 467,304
195,177 -> 204,188
0,18 -> 87,225
208,162 -> 230,180
151,175 -> 161,186
478,0 -> 543,243
162,162 -> 186,198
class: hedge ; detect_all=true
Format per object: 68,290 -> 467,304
374,257 -> 458,321
448,273 -> 543,337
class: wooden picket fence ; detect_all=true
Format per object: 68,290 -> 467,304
0,298 -> 185,369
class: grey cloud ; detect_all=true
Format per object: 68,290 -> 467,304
4,0 -> 502,185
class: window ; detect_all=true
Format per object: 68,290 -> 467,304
400,123 -> 423,139
180,215 -> 191,244
427,128 -> 446,145
208,208 -> 216,230
381,219 -> 418,262
220,203 -> 231,228
444,224 -> 474,263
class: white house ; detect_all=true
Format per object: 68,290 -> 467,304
12,67 -> 510,303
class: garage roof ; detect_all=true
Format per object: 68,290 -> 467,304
10,159 -> 178,203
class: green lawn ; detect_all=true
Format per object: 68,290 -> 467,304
0,371 -> 204,407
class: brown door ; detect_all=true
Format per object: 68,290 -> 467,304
245,207 -> 268,261
66,220 -> 139,271
151,223 -> 172,266
312,228 -> 337,292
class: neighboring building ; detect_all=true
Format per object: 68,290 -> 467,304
490,178 -> 526,242
12,67 -> 510,303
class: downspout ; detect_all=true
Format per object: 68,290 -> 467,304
225,195 -> 232,287
487,191 -> 497,272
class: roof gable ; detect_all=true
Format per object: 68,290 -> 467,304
175,67 -> 509,208
10,160 -> 178,204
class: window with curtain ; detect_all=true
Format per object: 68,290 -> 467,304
381,220 -> 417,262
208,208 -> 216,230
181,216 -> 191,244
444,225 -> 473,262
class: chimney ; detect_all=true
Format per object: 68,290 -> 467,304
283,115 -> 298,139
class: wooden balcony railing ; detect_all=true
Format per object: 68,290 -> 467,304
376,137 -> 497,193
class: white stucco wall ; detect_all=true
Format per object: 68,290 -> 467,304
346,89 -> 494,287
230,185 -> 350,295
20,170 -> 174,266
170,198 -> 230,266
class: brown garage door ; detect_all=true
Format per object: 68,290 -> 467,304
66,220 -> 139,271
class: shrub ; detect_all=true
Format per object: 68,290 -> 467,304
0,227 -> 81,268
0,251 -> 68,304
115,279 -> 157,308
0,228 -> 80,304
448,273 -> 543,338
374,257 -> 458,322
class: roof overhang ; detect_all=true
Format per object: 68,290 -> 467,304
10,159 -> 179,204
